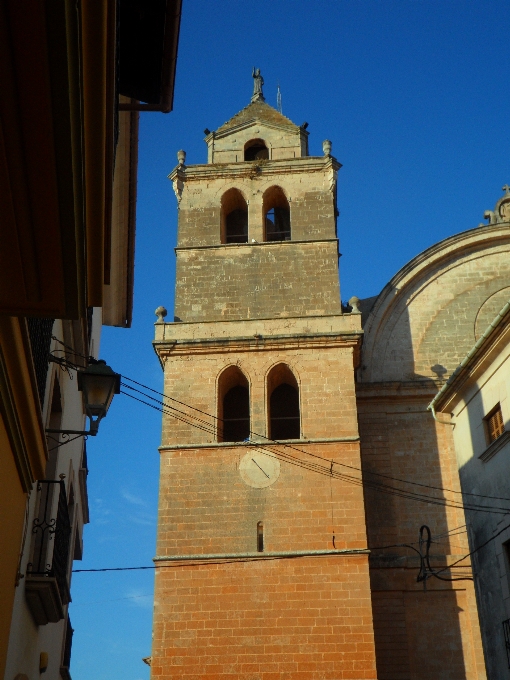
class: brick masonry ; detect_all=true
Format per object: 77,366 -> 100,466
151,97 -> 500,679
356,224 -> 510,679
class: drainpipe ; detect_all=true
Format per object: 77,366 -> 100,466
427,401 -> 454,426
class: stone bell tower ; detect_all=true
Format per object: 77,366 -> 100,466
151,71 -> 377,680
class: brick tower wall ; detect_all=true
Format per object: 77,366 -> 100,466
174,241 -> 341,323
172,153 -> 341,322
153,105 -> 378,679
151,328 -> 378,679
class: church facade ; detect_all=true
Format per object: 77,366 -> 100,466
150,75 -> 510,679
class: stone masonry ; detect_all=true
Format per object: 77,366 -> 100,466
150,85 -> 495,679
151,97 -> 378,679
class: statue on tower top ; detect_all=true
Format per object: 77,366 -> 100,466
251,68 -> 265,102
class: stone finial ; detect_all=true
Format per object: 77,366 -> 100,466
177,149 -> 186,166
322,140 -> 332,156
155,306 -> 168,323
251,68 -> 265,102
348,296 -> 361,314
482,185 -> 510,225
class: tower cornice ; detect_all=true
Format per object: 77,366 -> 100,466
168,155 -> 341,183
153,314 -> 363,365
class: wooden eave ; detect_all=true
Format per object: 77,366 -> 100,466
0,1 -> 119,318
117,0 -> 183,113
0,1 -> 83,318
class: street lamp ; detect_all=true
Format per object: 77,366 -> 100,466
77,360 -> 121,435
46,360 -> 120,437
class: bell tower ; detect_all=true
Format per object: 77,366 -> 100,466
151,72 -> 377,680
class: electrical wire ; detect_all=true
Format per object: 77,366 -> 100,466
50,337 -> 510,578
434,521 -> 510,577
71,523 -> 499,577
120,388 -> 510,517
50,336 -> 510,506
120,375 -> 510,505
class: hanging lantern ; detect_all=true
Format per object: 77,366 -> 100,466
77,360 -> 120,435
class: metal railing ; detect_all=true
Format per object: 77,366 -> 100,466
27,479 -> 72,605
27,318 -> 54,408
62,615 -> 74,670
504,618 -> 510,669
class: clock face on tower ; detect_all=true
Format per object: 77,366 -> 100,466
239,451 -> 281,488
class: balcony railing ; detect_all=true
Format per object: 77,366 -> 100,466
504,619 -> 510,669
27,318 -> 54,408
25,479 -> 72,624
60,615 -> 74,680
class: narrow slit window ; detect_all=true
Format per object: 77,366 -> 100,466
257,522 -> 264,552
485,404 -> 505,444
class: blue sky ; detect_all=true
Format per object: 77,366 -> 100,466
70,2 -> 510,679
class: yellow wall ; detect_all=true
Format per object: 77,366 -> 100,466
0,412 -> 27,680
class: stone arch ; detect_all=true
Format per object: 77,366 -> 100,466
220,188 -> 248,244
262,185 -> 291,242
266,363 -> 300,440
474,286 -> 510,340
244,138 -> 269,161
217,364 -> 250,442
360,224 -> 510,383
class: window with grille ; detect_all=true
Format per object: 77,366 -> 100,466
485,404 -> 505,443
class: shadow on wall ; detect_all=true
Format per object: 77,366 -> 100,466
358,298 -> 468,680
458,392 -> 510,680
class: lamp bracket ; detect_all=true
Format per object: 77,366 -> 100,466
45,428 -> 97,437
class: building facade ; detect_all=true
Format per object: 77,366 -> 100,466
0,3 -> 182,678
429,188 -> 510,679
152,89 -> 378,679
151,79 -> 510,678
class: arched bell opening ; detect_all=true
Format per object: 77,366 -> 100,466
217,365 -> 250,442
267,363 -> 300,440
263,186 -> 291,242
221,188 -> 248,244
244,138 -> 269,161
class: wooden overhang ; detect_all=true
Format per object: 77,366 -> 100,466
0,0 -> 181,320
118,0 -> 183,113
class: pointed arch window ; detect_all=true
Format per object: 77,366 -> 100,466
221,188 -> 248,244
263,186 -> 290,242
218,366 -> 250,442
267,364 -> 300,440
244,138 -> 269,161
